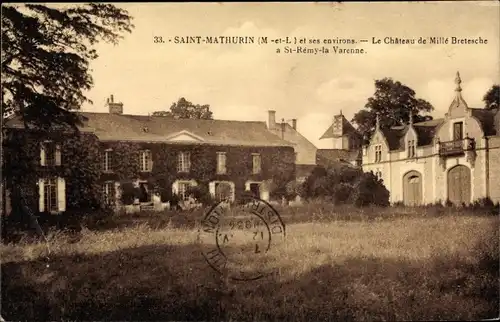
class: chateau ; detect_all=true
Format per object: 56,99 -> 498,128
320,72 -> 500,205
3,96 -> 297,215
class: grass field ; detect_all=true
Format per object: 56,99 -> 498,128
1,205 -> 498,321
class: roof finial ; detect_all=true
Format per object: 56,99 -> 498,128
409,112 -> 413,125
375,113 -> 380,130
455,71 -> 462,92
340,109 -> 343,116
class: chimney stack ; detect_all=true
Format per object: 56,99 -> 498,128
106,94 -> 123,114
291,119 -> 297,130
268,110 -> 276,129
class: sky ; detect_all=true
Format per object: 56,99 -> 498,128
80,2 -> 499,149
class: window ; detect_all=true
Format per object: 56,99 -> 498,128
214,182 -> 234,202
407,140 -> 416,158
374,145 -> 382,163
102,182 -> 116,206
178,181 -> 192,201
216,152 -> 227,174
252,153 -> 261,174
453,122 -> 463,141
41,141 -> 61,166
44,178 -> 58,212
177,152 -> 191,173
139,150 -> 152,172
39,177 -> 65,213
409,176 -> 420,184
102,149 -> 113,172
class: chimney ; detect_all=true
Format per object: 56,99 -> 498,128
106,94 -> 123,114
268,110 -> 276,129
291,119 -> 297,130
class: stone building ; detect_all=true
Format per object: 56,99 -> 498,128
362,72 -> 500,205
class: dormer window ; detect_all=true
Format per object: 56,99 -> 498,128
407,140 -> 416,158
374,145 -> 382,163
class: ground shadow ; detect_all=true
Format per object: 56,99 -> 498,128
2,240 -> 498,321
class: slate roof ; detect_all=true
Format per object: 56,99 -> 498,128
376,108 -> 499,151
5,112 -> 296,148
268,122 -> 317,164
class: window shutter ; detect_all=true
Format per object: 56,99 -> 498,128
209,181 -> 216,197
38,179 -> 45,212
40,143 -> 46,166
55,144 -> 62,166
57,177 -> 66,212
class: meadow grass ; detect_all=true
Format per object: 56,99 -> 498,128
1,205 -> 498,321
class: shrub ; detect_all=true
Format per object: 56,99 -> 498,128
350,172 -> 390,207
120,182 -> 137,205
302,164 -> 390,207
472,197 -> 495,209
186,184 -> 213,206
285,180 -> 299,200
332,183 -> 354,205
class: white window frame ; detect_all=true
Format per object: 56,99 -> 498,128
103,149 -> 113,172
210,181 -> 235,202
177,152 -> 191,173
139,149 -> 152,172
40,141 -> 61,167
38,177 -> 66,213
216,152 -> 227,174
102,181 -> 116,205
177,181 -> 192,201
252,153 -> 261,174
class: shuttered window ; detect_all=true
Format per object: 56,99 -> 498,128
38,177 -> 66,213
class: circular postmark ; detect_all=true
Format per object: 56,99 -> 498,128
198,194 -> 285,281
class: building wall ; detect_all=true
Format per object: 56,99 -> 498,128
487,136 -> 500,203
3,128 -> 296,215
363,119 -> 499,205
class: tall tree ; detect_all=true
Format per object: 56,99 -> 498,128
1,3 -> 134,131
152,97 -> 213,120
352,78 -> 434,140
483,84 -> 500,110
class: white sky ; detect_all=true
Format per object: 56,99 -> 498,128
81,2 -> 500,148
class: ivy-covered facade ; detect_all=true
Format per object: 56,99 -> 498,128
3,103 -> 296,215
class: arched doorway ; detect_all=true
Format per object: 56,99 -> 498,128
403,171 -> 422,206
447,165 -> 471,205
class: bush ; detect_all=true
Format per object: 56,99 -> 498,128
332,183 -> 354,205
302,164 -> 390,207
120,182 -> 137,205
186,184 -> 213,206
350,172 -> 390,207
285,180 -> 305,201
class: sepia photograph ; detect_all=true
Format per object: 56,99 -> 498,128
1,1 -> 499,321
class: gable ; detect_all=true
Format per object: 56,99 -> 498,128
165,130 -> 205,142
